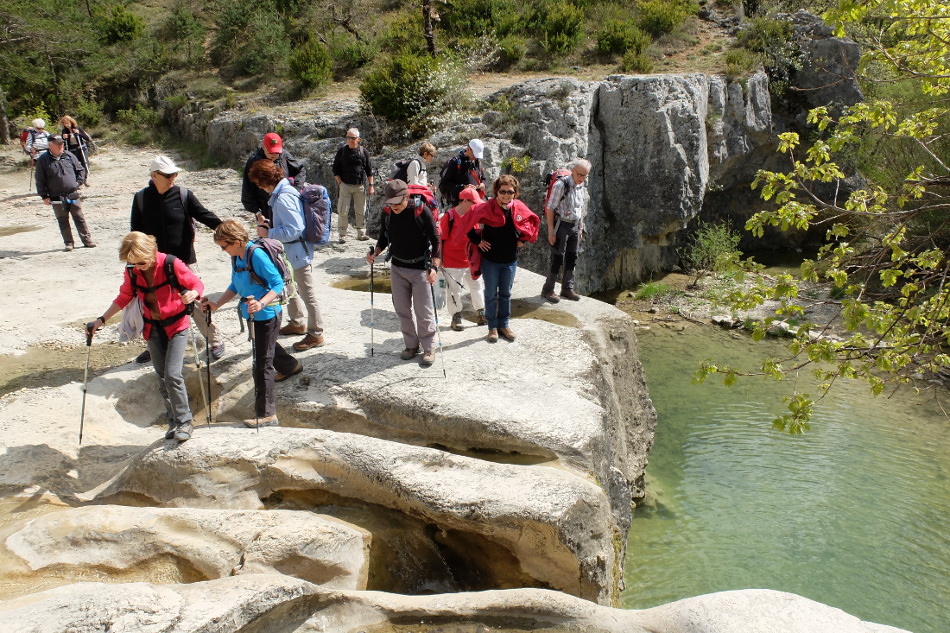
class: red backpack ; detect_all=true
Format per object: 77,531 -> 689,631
543,168 -> 572,211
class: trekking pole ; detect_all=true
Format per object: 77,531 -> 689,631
78,142 -> 90,178
247,303 -> 259,434
188,324 -> 210,428
368,247 -> 375,357
204,306 -> 213,426
28,158 -> 34,193
429,283 -> 447,378
79,323 -> 93,444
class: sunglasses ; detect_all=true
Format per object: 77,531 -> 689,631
218,242 -> 232,251
497,189 -> 516,195
126,260 -> 150,268
156,172 -> 177,179
346,136 -> 359,140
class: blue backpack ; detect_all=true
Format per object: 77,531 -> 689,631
298,184 -> 332,245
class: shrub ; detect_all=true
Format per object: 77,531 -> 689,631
637,0 -> 690,38
160,4 -> 206,68
328,34 -> 379,76
620,50 -> 654,73
496,34 -> 528,70
683,220 -> 742,286
289,38 -> 333,89
724,48 -> 759,79
596,19 -> 650,57
537,1 -> 584,56
98,5 -> 145,45
441,0 -> 521,38
381,10 -> 427,54
359,52 -> 468,131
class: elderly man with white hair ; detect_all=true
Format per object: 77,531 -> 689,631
542,158 -> 591,302
332,127 -> 375,242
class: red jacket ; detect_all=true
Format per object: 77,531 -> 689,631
114,252 -> 203,340
459,198 -> 539,278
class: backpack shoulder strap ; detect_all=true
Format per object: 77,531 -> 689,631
178,186 -> 189,207
163,255 -> 181,291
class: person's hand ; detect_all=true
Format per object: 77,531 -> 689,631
246,296 -> 263,314
200,298 -> 217,313
180,290 -> 198,304
426,268 -> 437,285
478,239 -> 491,252
548,231 -> 556,246
256,225 -> 268,238
86,321 -> 98,339
366,248 -> 377,264
42,198 -> 51,206
517,240 -> 526,248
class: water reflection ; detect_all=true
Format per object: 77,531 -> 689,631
624,323 -> 949,633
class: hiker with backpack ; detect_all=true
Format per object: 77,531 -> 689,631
59,115 -> 94,172
203,219 -> 300,428
241,133 -> 307,223
24,119 -> 50,158
35,135 -> 95,251
87,231 -> 204,442
365,180 -> 442,367
247,159 -> 326,352
131,156 -> 223,365
332,128 -> 375,243
463,175 -> 540,343
437,139 -> 486,207
391,142 -> 437,191
440,187 -> 486,330
542,159 -> 591,303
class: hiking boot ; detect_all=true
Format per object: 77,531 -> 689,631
243,415 -> 279,428
487,329 -> 499,343
451,313 -> 464,331
64,244 -> 74,252
275,360 -> 303,382
420,349 -> 435,367
561,289 -> 581,301
136,350 -> 151,364
476,309 -> 487,326
83,242 -> 97,248
279,323 -> 306,336
357,229 -> 369,241
400,346 -> 420,360
173,422 -> 194,442
293,334 -> 325,351
542,289 -> 560,303
211,343 -> 225,361
498,327 -> 516,342
164,422 -> 177,440
338,236 -> 346,244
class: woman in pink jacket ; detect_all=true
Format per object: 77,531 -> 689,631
88,232 -> 203,442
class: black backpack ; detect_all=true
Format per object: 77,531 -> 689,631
389,157 -> 421,183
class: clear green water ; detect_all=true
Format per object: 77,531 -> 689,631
623,324 -> 949,633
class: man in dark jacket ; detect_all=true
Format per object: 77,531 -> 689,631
35,135 -> 95,251
332,127 -> 375,243
438,139 -> 486,207
241,133 -> 306,222
131,155 -> 224,362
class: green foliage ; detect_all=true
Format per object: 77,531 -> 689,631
683,220 -> 742,286
620,50 -> 654,73
634,281 -> 682,300
210,0 -> 289,77
724,48 -> 759,78
97,5 -> 146,45
116,103 -> 161,145
159,4 -> 207,68
359,52 -> 468,132
441,0 -> 521,38
381,10 -> 427,55
327,33 -> 379,77
637,0 -> 691,38
289,38 -> 333,89
496,35 -> 528,70
596,19 -> 650,58
537,1 -> 585,56
501,154 -> 531,173
735,16 -> 800,87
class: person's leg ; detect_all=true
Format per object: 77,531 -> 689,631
463,268 -> 485,311
51,200 -> 74,247
188,263 -> 221,350
162,329 -> 193,426
410,271 -> 436,352
480,259 -> 501,330
67,199 -> 94,246
543,221 -> 570,294
253,317 -> 279,417
390,265 -> 419,350
337,183 -> 353,239
147,328 -> 173,425
291,263 -> 324,336
562,224 -> 581,293
497,262 -> 517,328
444,267 -> 465,316
352,184 -> 367,236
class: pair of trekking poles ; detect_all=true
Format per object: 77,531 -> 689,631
79,308 -> 213,445
368,247 -> 446,378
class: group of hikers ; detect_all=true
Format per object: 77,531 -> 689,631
27,126 -> 590,443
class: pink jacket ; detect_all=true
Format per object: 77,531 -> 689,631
459,198 -> 540,278
114,252 -> 203,340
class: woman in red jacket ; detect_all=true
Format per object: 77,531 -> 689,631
88,232 -> 204,442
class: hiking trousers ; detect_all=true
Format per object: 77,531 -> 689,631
51,196 -> 93,247
543,220 -> 580,293
390,264 -> 436,352
443,266 -> 484,315
147,327 -> 192,426
252,315 -> 298,417
286,262 -> 325,336
337,182 -> 367,237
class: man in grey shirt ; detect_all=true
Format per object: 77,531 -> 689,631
35,135 -> 95,251
542,159 -> 590,302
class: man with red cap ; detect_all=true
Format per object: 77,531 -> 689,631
241,132 -> 306,222
440,186 -> 486,330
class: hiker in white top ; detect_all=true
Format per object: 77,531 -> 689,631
542,159 -> 591,303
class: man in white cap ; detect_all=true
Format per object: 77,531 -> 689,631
130,155 -> 224,363
437,138 -> 486,207
24,119 -> 50,158
35,135 -> 94,251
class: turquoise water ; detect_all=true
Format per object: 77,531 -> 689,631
623,324 -> 949,633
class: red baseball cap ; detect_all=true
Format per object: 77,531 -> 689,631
458,187 -> 483,204
262,133 -> 283,154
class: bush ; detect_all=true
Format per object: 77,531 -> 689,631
596,19 -> 650,57
637,0 -> 690,38
496,34 -> 528,69
381,11 -> 427,54
724,48 -> 759,79
359,52 -> 468,132
620,50 -> 654,73
115,104 -> 161,145
98,5 -> 145,45
327,34 -> 379,76
538,1 -> 585,56
160,4 -> 206,68
289,38 -> 332,89
683,220 -> 741,286
441,0 -> 521,38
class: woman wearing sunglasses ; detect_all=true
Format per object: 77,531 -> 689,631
87,232 -> 203,442
463,175 -> 540,343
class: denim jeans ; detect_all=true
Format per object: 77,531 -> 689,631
480,259 -> 518,330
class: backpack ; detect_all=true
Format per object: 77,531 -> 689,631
390,157 -> 422,183
543,169 -> 573,211
134,186 -> 189,215
233,238 -> 296,305
437,157 -> 458,201
19,127 -> 34,146
129,255 -> 195,327
297,183 -> 332,245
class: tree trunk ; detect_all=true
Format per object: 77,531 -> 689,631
0,88 -> 10,145
423,0 -> 436,56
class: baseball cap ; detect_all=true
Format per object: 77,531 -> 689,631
263,133 -> 283,154
148,155 -> 181,175
468,139 -> 484,159
384,180 -> 408,204
458,187 -> 483,204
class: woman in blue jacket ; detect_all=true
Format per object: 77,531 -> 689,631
202,219 -> 301,428
247,159 -> 326,352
